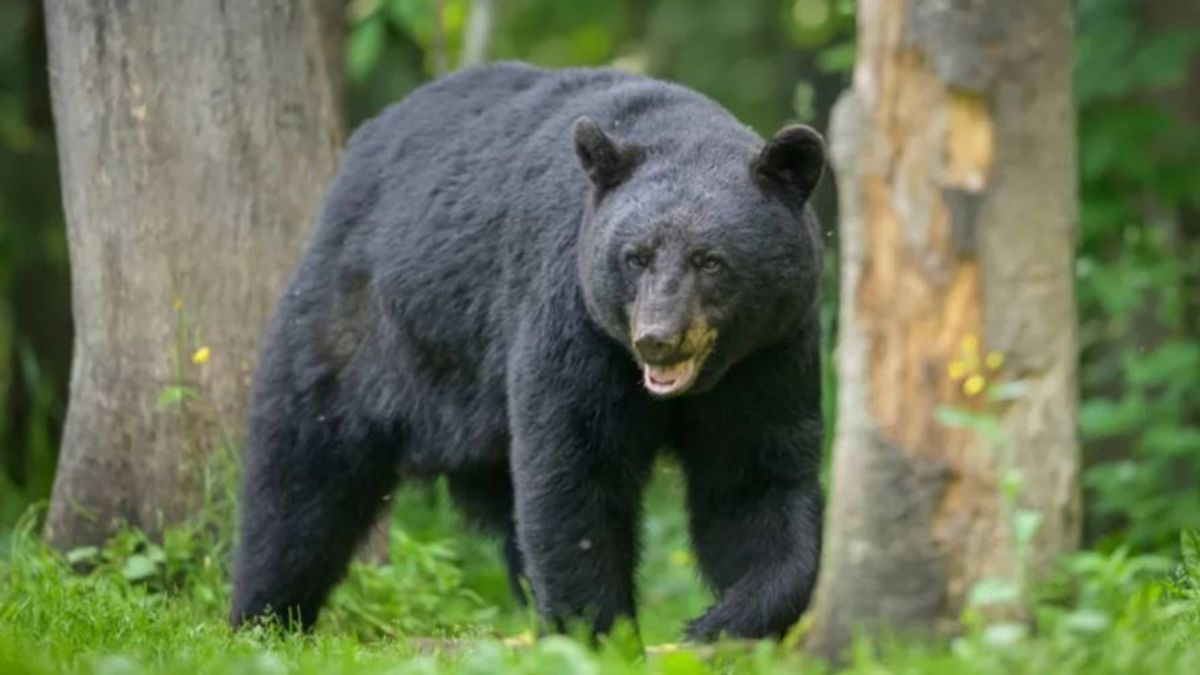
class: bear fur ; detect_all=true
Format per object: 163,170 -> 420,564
230,61 -> 826,641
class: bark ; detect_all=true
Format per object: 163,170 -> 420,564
432,0 -> 449,76
461,0 -> 497,68
44,0 -> 343,549
808,0 -> 1080,657
314,0 -> 349,112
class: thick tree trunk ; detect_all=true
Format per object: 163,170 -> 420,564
43,0 -> 343,549
808,0 -> 1080,656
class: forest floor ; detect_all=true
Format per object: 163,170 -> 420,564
1,462 -> 1198,674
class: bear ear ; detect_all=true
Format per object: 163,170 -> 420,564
573,117 -> 641,190
753,124 -> 826,205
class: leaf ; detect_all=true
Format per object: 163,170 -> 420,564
1126,341 -> 1200,388
386,0 -> 431,38
1078,397 -> 1143,440
1129,31 -> 1198,90
818,41 -> 855,73
934,405 -> 1002,442
1182,531 -> 1200,583
1001,470 -> 1024,502
1063,609 -> 1111,633
347,18 -> 386,82
967,578 -> 1019,608
981,622 -> 1028,648
145,543 -> 167,565
988,380 -> 1029,402
122,554 -> 159,582
1013,510 -> 1044,547
1144,427 -> 1200,458
534,636 -> 598,675
656,649 -> 707,675
65,546 -> 99,565
155,386 -> 195,409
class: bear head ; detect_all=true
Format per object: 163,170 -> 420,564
574,116 -> 826,397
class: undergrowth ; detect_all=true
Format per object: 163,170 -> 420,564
2,464 -> 1199,674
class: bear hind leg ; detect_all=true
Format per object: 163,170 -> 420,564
230,406 -> 399,630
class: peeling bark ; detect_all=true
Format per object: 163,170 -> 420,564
43,0 -> 343,549
808,0 -> 1080,656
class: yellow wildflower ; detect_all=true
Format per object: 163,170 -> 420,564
947,360 -> 968,381
172,297 -> 184,311
986,351 -> 1004,370
191,346 -> 211,365
960,334 -> 979,354
963,374 -> 986,396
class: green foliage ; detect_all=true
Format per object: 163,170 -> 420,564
0,0 -> 1198,669
323,529 -> 495,641
346,0 -> 854,134
1075,0 -> 1200,552
934,405 -> 1003,443
3,497 -> 1200,673
0,0 -> 70,533
1182,530 -> 1200,579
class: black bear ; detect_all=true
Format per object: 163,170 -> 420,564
231,61 -> 825,641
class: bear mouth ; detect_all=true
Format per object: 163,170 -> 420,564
642,357 -> 702,397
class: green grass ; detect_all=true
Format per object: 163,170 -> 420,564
1,464 -> 1199,674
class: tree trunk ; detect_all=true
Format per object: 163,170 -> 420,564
43,0 -> 343,549
432,0 -> 449,76
808,0 -> 1080,657
461,0 -> 497,68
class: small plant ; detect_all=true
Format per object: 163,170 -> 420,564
158,296 -> 233,453
935,335 -> 1043,644
324,528 -> 494,641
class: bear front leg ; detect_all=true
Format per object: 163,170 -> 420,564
507,318 -> 662,637
676,331 -> 825,641
682,470 -> 823,641
510,432 -> 654,636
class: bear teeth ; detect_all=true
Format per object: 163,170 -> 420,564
643,359 -> 697,395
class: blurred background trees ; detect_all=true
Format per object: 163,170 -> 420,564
0,0 -> 1196,570
1075,0 -> 1200,551
0,0 -> 69,530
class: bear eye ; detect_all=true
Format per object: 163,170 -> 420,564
693,253 -> 725,274
625,251 -> 652,270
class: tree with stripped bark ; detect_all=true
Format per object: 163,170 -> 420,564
808,0 -> 1081,656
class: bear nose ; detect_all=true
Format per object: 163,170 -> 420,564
634,329 -> 682,364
